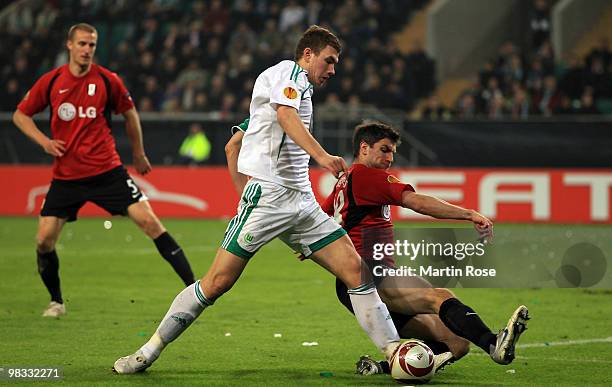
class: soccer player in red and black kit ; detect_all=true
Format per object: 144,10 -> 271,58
320,122 -> 529,374
13,23 -> 195,318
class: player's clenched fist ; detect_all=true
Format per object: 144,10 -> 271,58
133,154 -> 152,175
470,210 -> 494,243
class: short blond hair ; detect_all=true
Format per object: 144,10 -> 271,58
67,23 -> 97,41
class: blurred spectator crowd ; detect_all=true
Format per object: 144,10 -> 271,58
0,0 -> 432,115
443,39 -> 611,120
423,0 -> 610,120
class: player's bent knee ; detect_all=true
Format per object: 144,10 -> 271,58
340,256 -> 368,289
419,291 -> 439,313
139,216 -> 165,238
36,235 -> 56,253
422,288 -> 454,313
201,274 -> 235,300
128,202 -> 166,238
346,254 -> 365,275
449,338 -> 470,359
434,288 -> 454,303
456,340 -> 470,359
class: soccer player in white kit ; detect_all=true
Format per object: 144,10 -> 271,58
113,25 -> 401,375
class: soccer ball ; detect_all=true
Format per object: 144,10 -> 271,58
390,340 -> 435,384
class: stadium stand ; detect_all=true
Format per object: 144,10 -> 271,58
0,0 -> 432,113
427,0 -> 611,120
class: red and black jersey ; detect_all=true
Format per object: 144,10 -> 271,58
322,163 -> 414,266
17,63 -> 135,180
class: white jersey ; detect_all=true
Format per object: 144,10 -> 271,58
238,60 -> 314,192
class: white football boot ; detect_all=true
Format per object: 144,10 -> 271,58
113,350 -> 152,374
433,351 -> 455,373
42,301 -> 66,317
490,305 -> 529,365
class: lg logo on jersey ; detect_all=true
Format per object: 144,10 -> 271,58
57,102 -> 96,121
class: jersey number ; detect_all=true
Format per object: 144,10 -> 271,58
126,179 -> 140,199
333,190 -> 345,225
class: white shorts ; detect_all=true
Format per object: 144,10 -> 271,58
221,178 -> 346,259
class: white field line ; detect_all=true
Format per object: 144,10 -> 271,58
3,244 -> 290,257
470,337 -> 612,363
470,353 -> 612,364
536,357 -> 612,364
517,336 -> 612,348
3,245 -> 215,257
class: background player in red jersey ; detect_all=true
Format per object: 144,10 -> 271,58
226,119 -> 529,374
12,23 -> 195,317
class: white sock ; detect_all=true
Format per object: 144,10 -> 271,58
348,282 -> 400,360
140,280 -> 212,361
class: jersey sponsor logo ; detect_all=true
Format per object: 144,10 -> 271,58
381,204 -> 391,221
387,175 -> 401,184
59,88 -> 69,94
283,87 -> 297,99
88,84 -> 96,96
58,102 -> 76,121
57,103 -> 97,121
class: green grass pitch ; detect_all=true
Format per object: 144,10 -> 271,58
1,217 -> 611,386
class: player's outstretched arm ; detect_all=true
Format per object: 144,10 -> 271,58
225,130 -> 248,194
402,191 -> 493,240
13,109 -> 65,157
276,105 -> 347,177
122,108 -> 151,175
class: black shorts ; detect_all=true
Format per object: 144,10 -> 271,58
41,166 -> 147,222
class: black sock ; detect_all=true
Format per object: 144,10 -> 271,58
422,340 -> 451,355
37,250 -> 63,304
154,232 -> 195,286
379,360 -> 390,374
439,298 -> 496,353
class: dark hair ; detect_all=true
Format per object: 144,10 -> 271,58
295,25 -> 342,60
67,23 -> 97,41
352,122 -> 401,157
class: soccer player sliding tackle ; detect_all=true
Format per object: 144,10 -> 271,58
325,122 -> 529,375
113,26 -> 402,376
